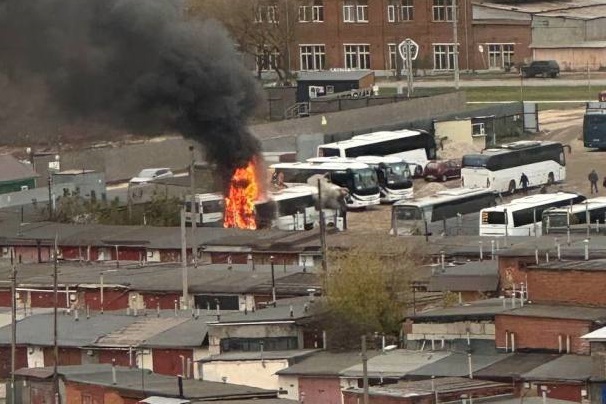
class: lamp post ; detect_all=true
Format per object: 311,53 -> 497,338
270,256 -> 276,305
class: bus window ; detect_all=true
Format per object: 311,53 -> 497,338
396,206 -> 423,221
319,147 -> 340,157
483,211 -> 506,224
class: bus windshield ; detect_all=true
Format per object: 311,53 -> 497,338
462,155 -> 490,168
584,115 -> 606,137
385,162 -> 410,181
319,147 -> 340,157
395,206 -> 424,221
353,168 -> 378,190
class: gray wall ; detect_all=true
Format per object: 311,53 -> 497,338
59,137 -> 205,183
532,17 -> 586,46
252,91 -> 467,152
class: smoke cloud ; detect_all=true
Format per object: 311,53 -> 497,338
0,0 -> 261,175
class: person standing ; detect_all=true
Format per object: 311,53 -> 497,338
589,169 -> 599,194
520,173 -> 529,195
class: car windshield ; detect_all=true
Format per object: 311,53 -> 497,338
353,168 -> 377,190
425,162 -> 439,170
137,169 -> 160,178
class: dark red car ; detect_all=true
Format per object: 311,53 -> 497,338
423,159 -> 461,182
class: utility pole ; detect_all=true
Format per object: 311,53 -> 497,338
406,41 -> 413,98
10,249 -> 16,404
317,179 -> 327,272
362,335 -> 369,404
53,235 -> 60,404
180,206 -> 188,310
189,146 -> 197,268
48,172 -> 53,221
270,256 -> 276,305
452,0 -> 460,89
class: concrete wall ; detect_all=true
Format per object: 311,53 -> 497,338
202,359 -> 289,390
435,119 -> 472,145
59,137 -> 204,183
408,321 -> 496,341
278,375 -> 300,400
251,92 -> 467,152
208,323 -> 302,355
533,47 -> 606,71
0,182 -> 75,209
495,315 -> 591,354
532,17 -> 586,46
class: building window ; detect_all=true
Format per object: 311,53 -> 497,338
255,5 -> 278,23
433,43 -> 457,70
487,43 -> 514,69
256,47 -> 280,71
344,44 -> 371,69
300,44 -> 326,70
388,43 -> 398,70
387,0 -> 414,22
432,0 -> 455,22
299,0 -> 324,22
343,0 -> 368,23
221,337 -> 299,352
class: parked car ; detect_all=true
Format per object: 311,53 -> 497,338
129,168 -> 174,184
520,60 -> 560,78
423,159 -> 461,182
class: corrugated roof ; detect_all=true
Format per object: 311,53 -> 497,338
477,0 -> 606,16
0,154 -> 38,182
522,354 -> 593,381
340,350 -> 451,378
474,353 -> 561,378
581,325 -> 606,340
529,259 -> 606,272
142,318 -> 209,348
428,262 -> 499,292
209,297 -> 315,324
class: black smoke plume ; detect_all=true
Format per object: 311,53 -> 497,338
0,0 -> 261,175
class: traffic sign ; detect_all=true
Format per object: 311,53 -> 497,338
398,38 -> 419,61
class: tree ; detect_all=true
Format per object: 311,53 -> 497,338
314,236 -> 425,350
188,0 -> 297,84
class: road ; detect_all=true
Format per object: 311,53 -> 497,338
379,73 -> 606,88
345,107 -> 594,236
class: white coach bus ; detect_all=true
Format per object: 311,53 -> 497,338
461,141 -> 569,194
391,187 -> 498,236
308,156 -> 413,202
317,129 -> 437,177
542,197 -> 606,234
271,160 -> 380,209
479,192 -> 586,237
185,186 -> 333,230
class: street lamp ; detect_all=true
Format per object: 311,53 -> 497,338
270,256 -> 276,305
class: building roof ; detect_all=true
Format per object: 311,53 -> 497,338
140,398 -> 189,404
522,354 -> 593,381
428,261 -> 499,292
206,349 -> 318,362
0,312 -> 139,347
476,1 -> 606,19
408,352 -> 510,378
209,297 -> 316,324
473,353 -> 561,379
297,71 -> 373,82
2,262 -> 319,297
345,377 -> 511,398
410,298 -> 511,322
340,349 -> 451,378
93,317 -> 190,348
275,351 -> 373,377
528,259 -> 606,272
498,304 -> 606,322
142,318 -> 209,348
15,364 -> 278,400
0,154 -> 38,182
581,326 -> 606,340
0,221 -> 321,252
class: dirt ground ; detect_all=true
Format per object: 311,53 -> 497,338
345,107 -> 592,233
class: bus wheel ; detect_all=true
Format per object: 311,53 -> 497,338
508,180 -> 516,194
547,172 -> 555,185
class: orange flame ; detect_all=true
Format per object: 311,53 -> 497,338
223,159 -> 260,229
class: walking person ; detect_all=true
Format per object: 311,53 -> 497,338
520,173 -> 529,195
589,169 -> 599,194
